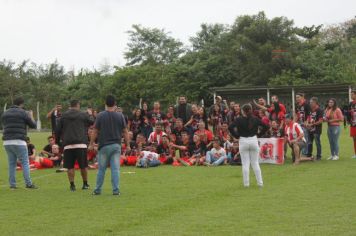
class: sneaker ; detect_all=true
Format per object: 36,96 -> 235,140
10,186 -> 17,190
26,184 -> 38,189
327,156 -> 334,160
332,156 -> 339,161
113,190 -> 121,196
70,185 -> 76,192
82,184 -> 90,190
351,155 -> 356,159
92,190 -> 101,195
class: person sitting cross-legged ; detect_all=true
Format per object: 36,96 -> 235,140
205,138 -> 227,166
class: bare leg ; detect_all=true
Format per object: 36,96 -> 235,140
293,144 -> 300,165
80,168 -> 88,182
67,169 -> 75,182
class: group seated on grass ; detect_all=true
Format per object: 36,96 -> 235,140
19,91 -> 354,171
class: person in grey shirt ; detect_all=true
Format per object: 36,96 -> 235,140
90,95 -> 130,196
1,97 -> 37,189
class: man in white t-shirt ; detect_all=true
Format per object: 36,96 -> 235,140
136,150 -> 161,168
205,138 -> 227,166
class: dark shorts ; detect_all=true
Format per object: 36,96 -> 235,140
63,148 -> 88,169
289,141 -> 306,150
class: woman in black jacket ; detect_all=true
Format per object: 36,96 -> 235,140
229,103 -> 268,188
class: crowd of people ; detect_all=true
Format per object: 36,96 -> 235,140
2,90 -> 356,193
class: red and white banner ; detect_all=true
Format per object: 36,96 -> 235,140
258,138 -> 284,165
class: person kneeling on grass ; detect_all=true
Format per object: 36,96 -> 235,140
205,138 -> 227,166
284,114 -> 314,165
136,150 -> 161,168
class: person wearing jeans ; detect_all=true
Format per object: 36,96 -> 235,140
1,97 -> 37,189
90,95 -> 130,196
5,144 -> 32,188
306,97 -> 324,160
95,143 -> 121,192
324,98 -> 344,160
205,139 -> 227,166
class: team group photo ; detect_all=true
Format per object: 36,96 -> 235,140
1,0 -> 356,235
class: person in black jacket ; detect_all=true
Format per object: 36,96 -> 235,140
229,103 -> 269,188
1,97 -> 37,189
56,100 -> 94,191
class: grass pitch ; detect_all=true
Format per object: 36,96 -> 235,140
0,128 -> 355,236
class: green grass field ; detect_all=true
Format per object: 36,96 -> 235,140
0,128 -> 355,236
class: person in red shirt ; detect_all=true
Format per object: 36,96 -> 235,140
284,114 -> 313,165
349,90 -> 356,159
157,134 -> 174,164
195,121 -> 214,146
170,131 -> 191,166
148,122 -> 167,145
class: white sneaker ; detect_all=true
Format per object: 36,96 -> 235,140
352,155 -> 356,159
327,156 -> 334,160
332,156 -> 339,160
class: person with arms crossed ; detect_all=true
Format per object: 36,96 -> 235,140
1,97 -> 37,189
229,104 -> 268,188
90,95 -> 130,196
56,100 -> 94,191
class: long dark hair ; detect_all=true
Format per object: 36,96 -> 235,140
242,103 -> 254,129
327,98 -> 338,111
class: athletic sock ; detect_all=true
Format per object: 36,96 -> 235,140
83,181 -> 88,186
70,181 -> 75,187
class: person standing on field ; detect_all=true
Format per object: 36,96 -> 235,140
1,97 -> 37,189
56,100 -> 94,191
229,104 -> 268,188
90,95 -> 130,196
349,90 -> 356,159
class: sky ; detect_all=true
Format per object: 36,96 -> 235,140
0,0 -> 355,71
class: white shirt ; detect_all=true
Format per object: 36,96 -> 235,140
141,151 -> 159,160
3,139 -> 27,146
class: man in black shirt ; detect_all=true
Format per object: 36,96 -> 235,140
47,104 -> 62,143
295,92 -> 311,156
306,97 -> 323,160
174,96 -> 192,124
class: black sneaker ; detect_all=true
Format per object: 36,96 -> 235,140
82,184 -> 90,190
113,191 -> 121,196
70,185 -> 76,192
26,184 -> 38,189
92,190 -> 101,195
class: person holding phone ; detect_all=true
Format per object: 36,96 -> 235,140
1,97 -> 37,189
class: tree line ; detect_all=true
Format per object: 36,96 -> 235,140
0,12 -> 355,128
